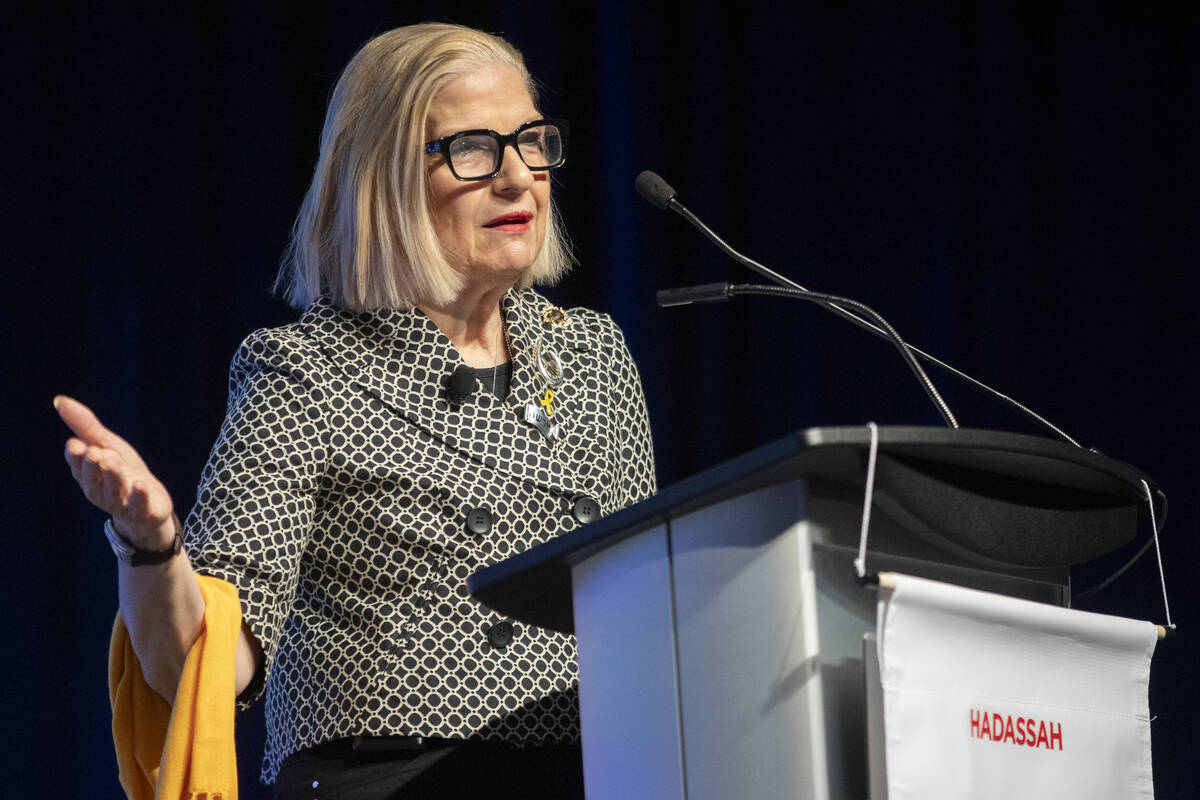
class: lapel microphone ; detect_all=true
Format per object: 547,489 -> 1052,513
447,364 -> 477,406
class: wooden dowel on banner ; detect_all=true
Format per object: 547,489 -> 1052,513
870,571 -> 1172,640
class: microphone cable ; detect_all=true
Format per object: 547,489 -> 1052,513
723,283 -> 958,429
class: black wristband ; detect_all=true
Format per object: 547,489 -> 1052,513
103,513 -> 184,566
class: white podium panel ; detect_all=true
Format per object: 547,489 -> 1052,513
574,479 -> 852,800
573,521 -> 686,800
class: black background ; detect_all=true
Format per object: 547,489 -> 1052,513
6,2 -> 1197,796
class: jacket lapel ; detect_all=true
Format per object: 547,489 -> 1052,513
298,293 -> 605,498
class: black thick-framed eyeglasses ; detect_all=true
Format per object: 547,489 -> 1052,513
424,118 -> 568,181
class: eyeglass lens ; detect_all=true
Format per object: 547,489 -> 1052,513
447,123 -> 564,179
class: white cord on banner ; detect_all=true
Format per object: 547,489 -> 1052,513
854,422 -> 880,579
1140,479 -> 1174,630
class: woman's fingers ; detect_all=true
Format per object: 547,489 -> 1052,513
53,395 -> 149,471
100,449 -> 134,507
80,446 -> 120,512
75,443 -> 139,517
76,445 -> 108,509
57,395 -> 175,528
64,438 -> 87,481
54,395 -> 111,444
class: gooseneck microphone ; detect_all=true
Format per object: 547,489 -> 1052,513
447,365 -> 477,406
634,171 -> 680,211
638,171 -> 958,430
655,282 -> 734,307
639,170 -> 1082,447
636,171 -> 813,296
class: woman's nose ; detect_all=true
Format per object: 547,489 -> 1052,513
491,144 -> 534,192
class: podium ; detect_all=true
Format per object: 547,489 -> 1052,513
468,427 -> 1156,799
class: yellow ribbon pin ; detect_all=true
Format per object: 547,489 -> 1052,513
540,389 -> 555,415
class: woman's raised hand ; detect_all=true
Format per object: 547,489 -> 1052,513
55,395 -> 177,549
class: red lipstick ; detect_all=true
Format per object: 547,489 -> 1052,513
483,212 -> 533,232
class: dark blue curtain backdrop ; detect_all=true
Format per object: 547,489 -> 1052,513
6,3 -> 1197,796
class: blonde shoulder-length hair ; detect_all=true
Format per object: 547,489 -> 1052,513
276,23 -> 572,311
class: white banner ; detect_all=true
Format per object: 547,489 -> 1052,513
876,573 -> 1157,799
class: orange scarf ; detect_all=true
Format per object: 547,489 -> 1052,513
109,575 -> 241,799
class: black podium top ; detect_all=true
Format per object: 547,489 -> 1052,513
468,426 -> 1158,633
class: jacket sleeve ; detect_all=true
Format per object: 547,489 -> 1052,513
603,316 -> 657,511
184,328 -> 329,706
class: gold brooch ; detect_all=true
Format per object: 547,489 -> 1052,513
539,305 -> 570,328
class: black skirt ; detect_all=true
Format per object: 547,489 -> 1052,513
273,738 -> 585,800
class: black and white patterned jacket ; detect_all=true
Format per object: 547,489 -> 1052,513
184,288 -> 656,782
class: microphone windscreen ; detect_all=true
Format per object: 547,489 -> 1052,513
635,171 -> 678,210
447,364 -> 477,405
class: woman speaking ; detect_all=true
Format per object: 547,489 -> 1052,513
57,22 -> 655,799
